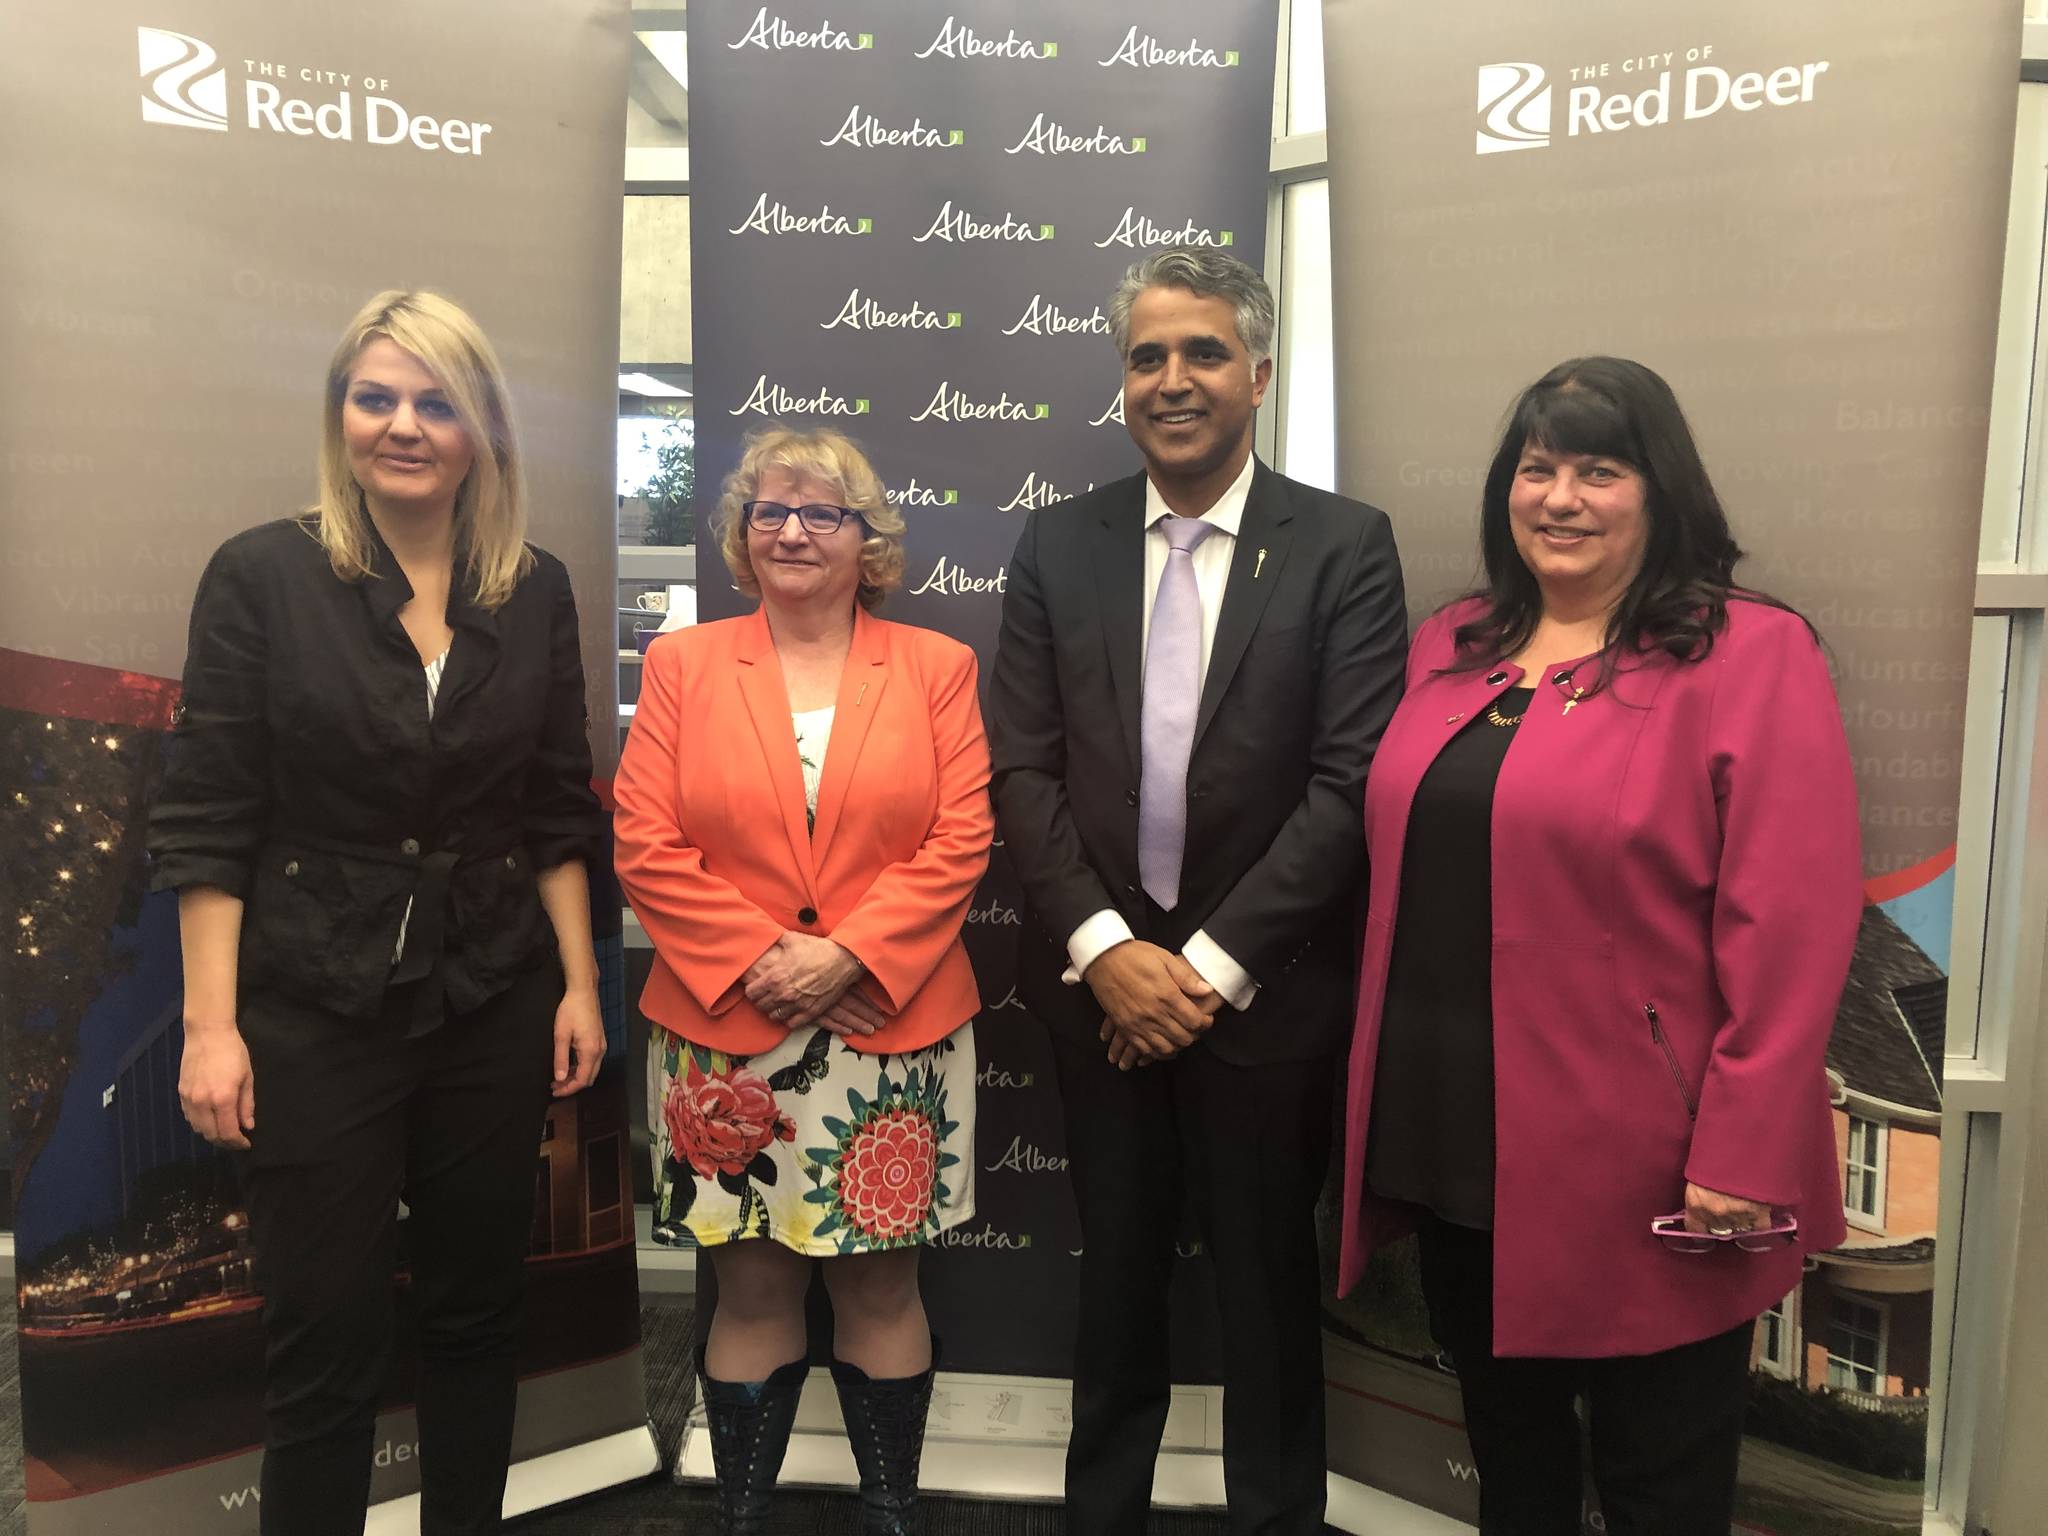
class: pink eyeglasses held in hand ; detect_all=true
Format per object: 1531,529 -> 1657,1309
1650,1214 -> 1800,1254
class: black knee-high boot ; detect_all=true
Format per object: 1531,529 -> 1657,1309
698,1349 -> 808,1536
830,1344 -> 938,1536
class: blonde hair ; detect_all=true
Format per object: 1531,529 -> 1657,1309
311,289 -> 532,609
717,426 -> 906,611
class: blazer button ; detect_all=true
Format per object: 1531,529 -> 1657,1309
504,854 -> 518,870
1125,789 -> 1138,807
400,838 -> 421,856
1485,670 -> 1508,685
798,906 -> 818,925
284,860 -> 300,877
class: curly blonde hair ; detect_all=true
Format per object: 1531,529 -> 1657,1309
311,289 -> 531,608
717,426 -> 906,611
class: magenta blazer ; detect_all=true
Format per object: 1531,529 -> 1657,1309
1338,597 -> 1862,1358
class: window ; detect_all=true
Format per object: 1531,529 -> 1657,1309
1844,1114 -> 1886,1225
1827,1299 -> 1888,1395
1757,1291 -> 1799,1381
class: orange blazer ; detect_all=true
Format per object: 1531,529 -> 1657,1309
614,605 -> 993,1055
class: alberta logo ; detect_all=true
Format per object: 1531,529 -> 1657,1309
1096,208 -> 1232,250
916,16 -> 1056,60
909,556 -> 1006,596
998,471 -> 1094,511
729,195 -> 873,236
822,289 -> 961,331
914,201 -> 1054,243
1476,61 -> 1550,153
822,106 -> 963,149
910,383 -> 1049,423
887,480 -> 960,508
139,27 -> 227,131
1001,295 -> 1109,337
1090,387 -> 1127,428
729,8 -> 873,51
729,375 -> 870,417
1099,27 -> 1238,68
1006,113 -> 1145,156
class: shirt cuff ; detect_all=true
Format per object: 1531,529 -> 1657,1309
1183,929 -> 1259,1011
1061,909 -> 1136,984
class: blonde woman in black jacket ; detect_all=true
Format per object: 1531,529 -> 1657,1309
147,290 -> 606,1536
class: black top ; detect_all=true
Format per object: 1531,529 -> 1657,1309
1365,686 -> 1532,1229
147,515 -> 604,1022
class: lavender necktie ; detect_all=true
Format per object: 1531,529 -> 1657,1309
1140,515 -> 1216,910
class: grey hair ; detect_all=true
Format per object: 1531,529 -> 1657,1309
1107,247 -> 1276,367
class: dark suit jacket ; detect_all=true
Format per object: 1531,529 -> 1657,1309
147,515 -> 603,1020
987,461 -> 1408,1064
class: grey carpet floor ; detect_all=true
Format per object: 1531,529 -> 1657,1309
0,1293 -> 1253,1534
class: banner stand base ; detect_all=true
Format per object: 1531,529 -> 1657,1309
1326,1474 -> 1477,1535
677,1370 -> 1226,1504
366,1425 -> 661,1533
672,1371 -> 1474,1529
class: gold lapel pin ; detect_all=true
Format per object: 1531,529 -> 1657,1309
1254,547 -> 1268,579
856,682 -> 869,707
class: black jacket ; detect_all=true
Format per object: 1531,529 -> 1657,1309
987,462 -> 1409,1064
147,515 -> 603,1020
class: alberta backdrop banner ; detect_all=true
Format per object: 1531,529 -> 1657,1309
0,3 -> 650,1530
681,0 -> 1279,1480
1320,1 -> 2018,1530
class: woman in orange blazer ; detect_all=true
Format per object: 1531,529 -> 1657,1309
613,426 -> 992,1536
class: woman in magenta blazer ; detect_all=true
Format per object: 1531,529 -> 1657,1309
1338,358 -> 1862,1535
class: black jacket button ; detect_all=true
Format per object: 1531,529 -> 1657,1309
1485,670 -> 1507,685
798,906 -> 818,925
1125,789 -> 1138,806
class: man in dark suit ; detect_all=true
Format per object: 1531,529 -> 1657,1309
988,248 -> 1407,1534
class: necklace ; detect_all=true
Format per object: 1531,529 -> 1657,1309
1484,701 -> 1524,728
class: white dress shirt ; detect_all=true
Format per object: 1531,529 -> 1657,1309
1063,451 -> 1260,1012
393,649 -> 450,964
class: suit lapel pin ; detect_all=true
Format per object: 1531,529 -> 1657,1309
1254,547 -> 1268,580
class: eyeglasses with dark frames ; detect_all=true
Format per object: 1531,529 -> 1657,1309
743,500 -> 864,535
1649,1213 -> 1800,1255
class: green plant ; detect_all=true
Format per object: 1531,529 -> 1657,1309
640,413 -> 695,547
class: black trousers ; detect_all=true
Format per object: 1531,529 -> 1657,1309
1049,1029 -> 1332,1536
239,966 -> 558,1536
1416,1217 -> 1754,1536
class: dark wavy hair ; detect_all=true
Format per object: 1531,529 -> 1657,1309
1448,356 -> 1804,693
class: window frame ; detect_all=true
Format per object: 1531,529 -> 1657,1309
1757,1289 -> 1801,1382
1844,1113 -> 1890,1231
1827,1296 -> 1892,1398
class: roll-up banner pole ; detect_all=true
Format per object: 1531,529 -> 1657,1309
1319,2 -> 2018,1531
0,4 -> 653,1530
681,0 -> 1280,1501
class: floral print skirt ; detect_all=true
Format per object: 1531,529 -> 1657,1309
648,1022 -> 976,1255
